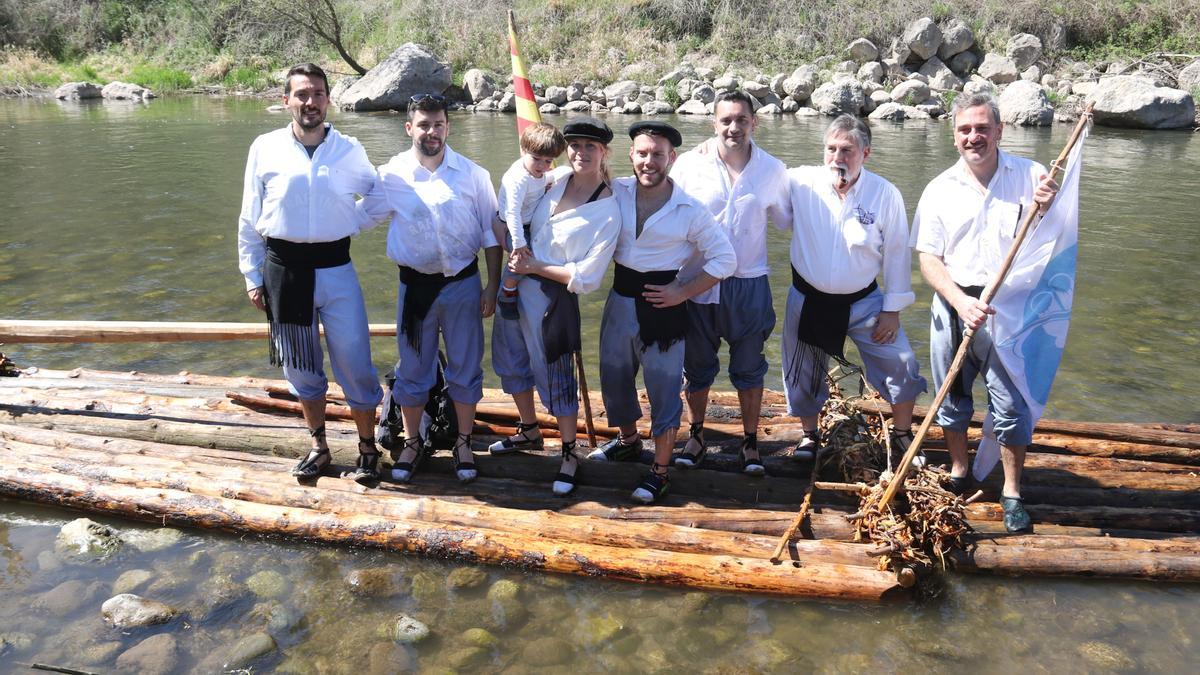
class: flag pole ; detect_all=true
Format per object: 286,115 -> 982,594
872,103 -> 1094,511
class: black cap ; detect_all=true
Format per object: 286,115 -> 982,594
562,117 -> 614,144
627,120 -> 683,148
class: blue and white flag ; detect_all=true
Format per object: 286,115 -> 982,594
974,125 -> 1090,480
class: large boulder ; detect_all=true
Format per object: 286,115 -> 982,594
782,64 -> 820,101
101,81 -> 155,100
54,82 -> 103,100
603,80 -> 640,101
890,80 -> 930,104
743,79 -> 771,99
1007,33 -> 1043,70
658,64 -> 697,86
462,69 -> 496,102
1177,59 -> 1200,92
998,80 -> 1054,126
902,17 -> 943,61
676,99 -> 710,115
56,518 -> 122,560
1087,76 -> 1197,129
948,51 -> 980,77
810,80 -> 865,116
566,82 -> 585,101
336,43 -> 451,111
846,38 -> 879,63
937,20 -> 975,60
691,83 -> 716,104
561,100 -> 591,112
868,102 -> 929,121
858,62 -> 884,84
712,74 -> 739,91
919,57 -> 963,91
330,76 -> 358,103
978,54 -> 1020,84
544,85 -> 568,106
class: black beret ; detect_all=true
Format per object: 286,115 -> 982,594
562,117 -> 614,144
627,120 -> 683,148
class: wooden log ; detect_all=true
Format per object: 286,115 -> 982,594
0,461 -> 904,601
0,320 -> 397,343
949,541 -> 1200,581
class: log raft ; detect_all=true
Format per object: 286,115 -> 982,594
1,367 -> 1198,598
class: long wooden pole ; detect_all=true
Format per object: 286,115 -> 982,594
0,320 -> 396,343
769,446 -> 827,562
574,351 -> 598,447
875,104 -> 1095,511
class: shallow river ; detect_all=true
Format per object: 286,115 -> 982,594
0,97 -> 1198,672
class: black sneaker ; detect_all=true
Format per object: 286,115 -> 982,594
631,469 -> 669,504
587,435 -> 643,462
946,474 -> 972,496
1001,496 -> 1032,533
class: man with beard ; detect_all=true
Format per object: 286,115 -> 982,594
237,63 -> 383,484
668,90 -> 791,476
358,94 -> 501,486
588,121 -> 736,504
783,115 -> 926,464
913,93 -> 1058,532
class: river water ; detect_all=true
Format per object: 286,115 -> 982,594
0,97 -> 1197,672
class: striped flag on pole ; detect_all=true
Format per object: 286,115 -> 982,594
507,10 -> 542,138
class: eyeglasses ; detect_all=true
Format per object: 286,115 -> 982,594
409,93 -> 446,104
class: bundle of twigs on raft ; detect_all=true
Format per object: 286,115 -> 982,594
819,367 -> 977,577
0,353 -> 19,378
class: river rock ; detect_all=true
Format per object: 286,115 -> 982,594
250,601 -> 304,633
101,594 -> 178,628
919,57 -> 963,91
366,642 -> 414,674
206,631 -> 277,671
810,80 -> 864,115
115,634 -> 178,675
55,82 -> 103,100
937,19 -> 975,60
1007,33 -> 1043,70
643,100 -> 676,115
658,64 -> 696,86
743,79 -> 770,99
795,106 -> 820,116
779,97 -> 800,113
0,632 -> 35,655
695,66 -> 716,81
462,69 -> 496,102
521,636 -> 573,667
446,566 -> 488,590
691,82 -> 716,104
712,74 -> 738,91
903,17 -> 942,61
336,43 -> 451,111
487,579 -> 528,629
618,100 -> 640,114
890,79 -> 930,104
769,73 -> 787,96
330,76 -> 358,104
1088,76 -> 1196,129
392,614 -> 431,643
755,103 -> 782,115
445,645 -> 489,670
978,53 -> 1019,84
1022,65 -> 1042,82
81,641 -> 123,666
1078,641 -> 1137,672
1176,59 -> 1200,92
1071,80 -> 1098,97
565,81 -> 585,101
604,80 -> 640,102
675,99 -> 708,116
845,38 -> 878,64
999,80 -> 1053,126
783,64 -> 820,101
193,576 -> 251,623
113,569 -> 155,595
462,627 -> 498,648
35,579 -> 103,616
101,81 -> 154,101
948,51 -> 979,78
247,569 -> 288,599
543,85 -> 567,105
963,78 -> 997,97
56,518 -> 122,560
579,613 -> 625,647
36,550 -> 62,572
562,100 -> 591,112
122,527 -> 183,552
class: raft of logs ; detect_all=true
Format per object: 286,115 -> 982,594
1,365 -> 1198,602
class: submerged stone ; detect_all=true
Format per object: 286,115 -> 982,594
0,632 -> 36,655
462,627 -> 498,648
113,569 -> 155,595
208,631 -> 278,670
1078,641 -> 1138,672
56,518 -> 122,561
247,569 -> 288,599
445,645 -> 489,670
192,574 -> 250,623
392,614 -> 431,644
81,640 -> 122,665
101,594 -> 179,628
446,566 -> 488,590
367,642 -> 415,675
580,613 -> 625,647
521,636 -> 573,667
410,570 -> 447,606
35,579 -> 103,616
346,566 -> 402,597
121,527 -> 184,552
36,550 -> 62,572
251,601 -> 305,634
115,633 -> 178,675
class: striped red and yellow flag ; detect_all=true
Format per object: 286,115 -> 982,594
507,10 -> 542,138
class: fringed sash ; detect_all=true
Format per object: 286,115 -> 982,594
537,277 -> 581,410
613,264 -> 686,352
398,259 -> 479,352
263,237 -> 351,373
786,268 -> 877,395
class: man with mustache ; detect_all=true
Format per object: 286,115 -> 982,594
589,121 -> 736,504
668,90 -> 791,476
913,93 -> 1058,532
358,94 -> 501,486
237,63 -> 383,484
783,114 -> 926,465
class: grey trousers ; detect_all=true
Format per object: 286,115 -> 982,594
599,291 -> 684,438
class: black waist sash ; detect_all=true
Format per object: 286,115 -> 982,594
398,259 -> 479,352
535,276 -> 581,408
263,237 -> 351,372
944,284 -> 985,398
788,267 -> 878,394
613,264 -> 686,352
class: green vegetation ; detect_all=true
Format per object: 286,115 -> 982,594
1,0 -> 1197,91
661,81 -> 682,108
940,90 -> 959,110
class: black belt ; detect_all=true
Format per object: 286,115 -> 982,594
944,284 -> 985,398
613,264 -> 687,352
262,237 -> 352,372
787,268 -> 877,395
398,259 -> 479,352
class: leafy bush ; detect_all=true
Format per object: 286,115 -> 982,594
129,64 -> 193,90
223,66 -> 269,90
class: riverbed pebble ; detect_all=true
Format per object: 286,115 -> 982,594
1078,641 -> 1138,672
520,636 -> 573,667
101,594 -> 179,628
391,614 -> 431,643
121,527 -> 183,552
446,566 -> 488,590
56,518 -> 122,561
205,631 -> 278,671
462,627 -> 498,648
247,569 -> 288,598
345,566 -> 402,596
35,579 -> 104,616
113,569 -> 155,595
115,633 -> 178,675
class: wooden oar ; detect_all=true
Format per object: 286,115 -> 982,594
0,320 -> 396,343
873,103 -> 1095,511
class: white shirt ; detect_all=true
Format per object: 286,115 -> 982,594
498,157 -> 554,249
671,139 -> 792,304
786,166 -> 915,312
358,145 -> 499,276
237,124 -> 376,290
528,173 -> 621,295
610,177 -> 737,280
912,149 -> 1047,287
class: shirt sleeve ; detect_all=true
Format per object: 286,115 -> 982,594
236,141 -> 266,291
475,167 -> 500,249
564,208 -> 620,295
353,165 -> 395,233
688,206 -> 737,279
879,186 -> 915,312
503,171 -> 530,249
767,163 -> 794,230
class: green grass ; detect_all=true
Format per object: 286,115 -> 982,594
129,64 -> 193,91
223,66 -> 270,90
661,81 -> 682,108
